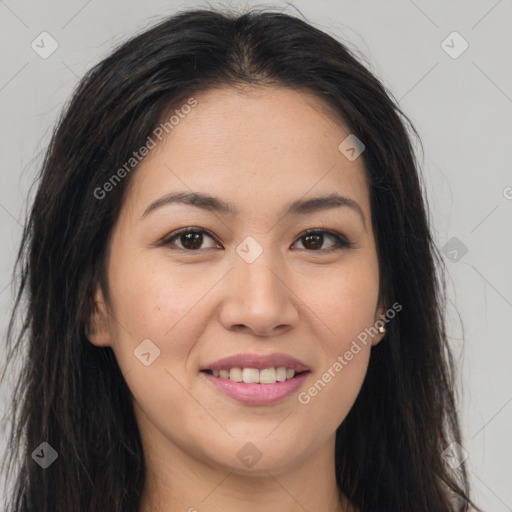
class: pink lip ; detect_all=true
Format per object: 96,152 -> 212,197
200,352 -> 310,372
201,371 -> 310,405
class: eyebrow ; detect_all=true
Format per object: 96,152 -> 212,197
141,191 -> 366,228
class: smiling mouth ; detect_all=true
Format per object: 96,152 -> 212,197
201,367 -> 309,384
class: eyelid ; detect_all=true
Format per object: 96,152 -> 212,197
160,226 -> 354,252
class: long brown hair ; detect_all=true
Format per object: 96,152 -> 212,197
1,7 -> 478,511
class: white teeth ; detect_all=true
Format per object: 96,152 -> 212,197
209,366 -> 300,384
259,368 -> 276,384
242,368 -> 260,383
276,367 -> 287,382
229,368 -> 243,382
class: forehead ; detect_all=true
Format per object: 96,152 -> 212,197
126,86 -> 370,220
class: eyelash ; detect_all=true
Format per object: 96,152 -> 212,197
160,227 -> 354,253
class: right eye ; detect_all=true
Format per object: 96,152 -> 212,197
161,227 -> 220,251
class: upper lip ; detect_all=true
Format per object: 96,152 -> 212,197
200,353 -> 310,372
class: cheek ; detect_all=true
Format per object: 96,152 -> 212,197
297,346 -> 370,443
297,276 -> 377,430
106,259 -> 210,428
109,249 -> 210,334
313,261 -> 380,352
292,261 -> 378,423
106,253 -> 211,374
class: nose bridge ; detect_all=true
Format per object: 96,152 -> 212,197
234,237 -> 284,303
219,236 -> 298,335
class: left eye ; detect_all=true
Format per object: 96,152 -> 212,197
292,229 -> 352,252
161,228 -> 352,252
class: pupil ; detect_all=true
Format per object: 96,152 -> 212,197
182,232 -> 202,250
304,234 -> 322,250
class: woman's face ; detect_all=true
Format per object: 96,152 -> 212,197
88,86 -> 385,476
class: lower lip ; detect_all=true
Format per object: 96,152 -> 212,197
201,371 -> 310,405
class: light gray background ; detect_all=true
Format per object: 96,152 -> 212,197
0,1 -> 511,510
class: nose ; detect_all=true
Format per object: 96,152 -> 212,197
217,249 -> 300,337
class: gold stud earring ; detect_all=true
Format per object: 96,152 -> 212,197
378,325 -> 386,334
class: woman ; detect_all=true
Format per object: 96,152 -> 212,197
0,7 -> 479,512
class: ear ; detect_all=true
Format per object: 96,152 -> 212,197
85,283 -> 112,347
371,304 -> 388,347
